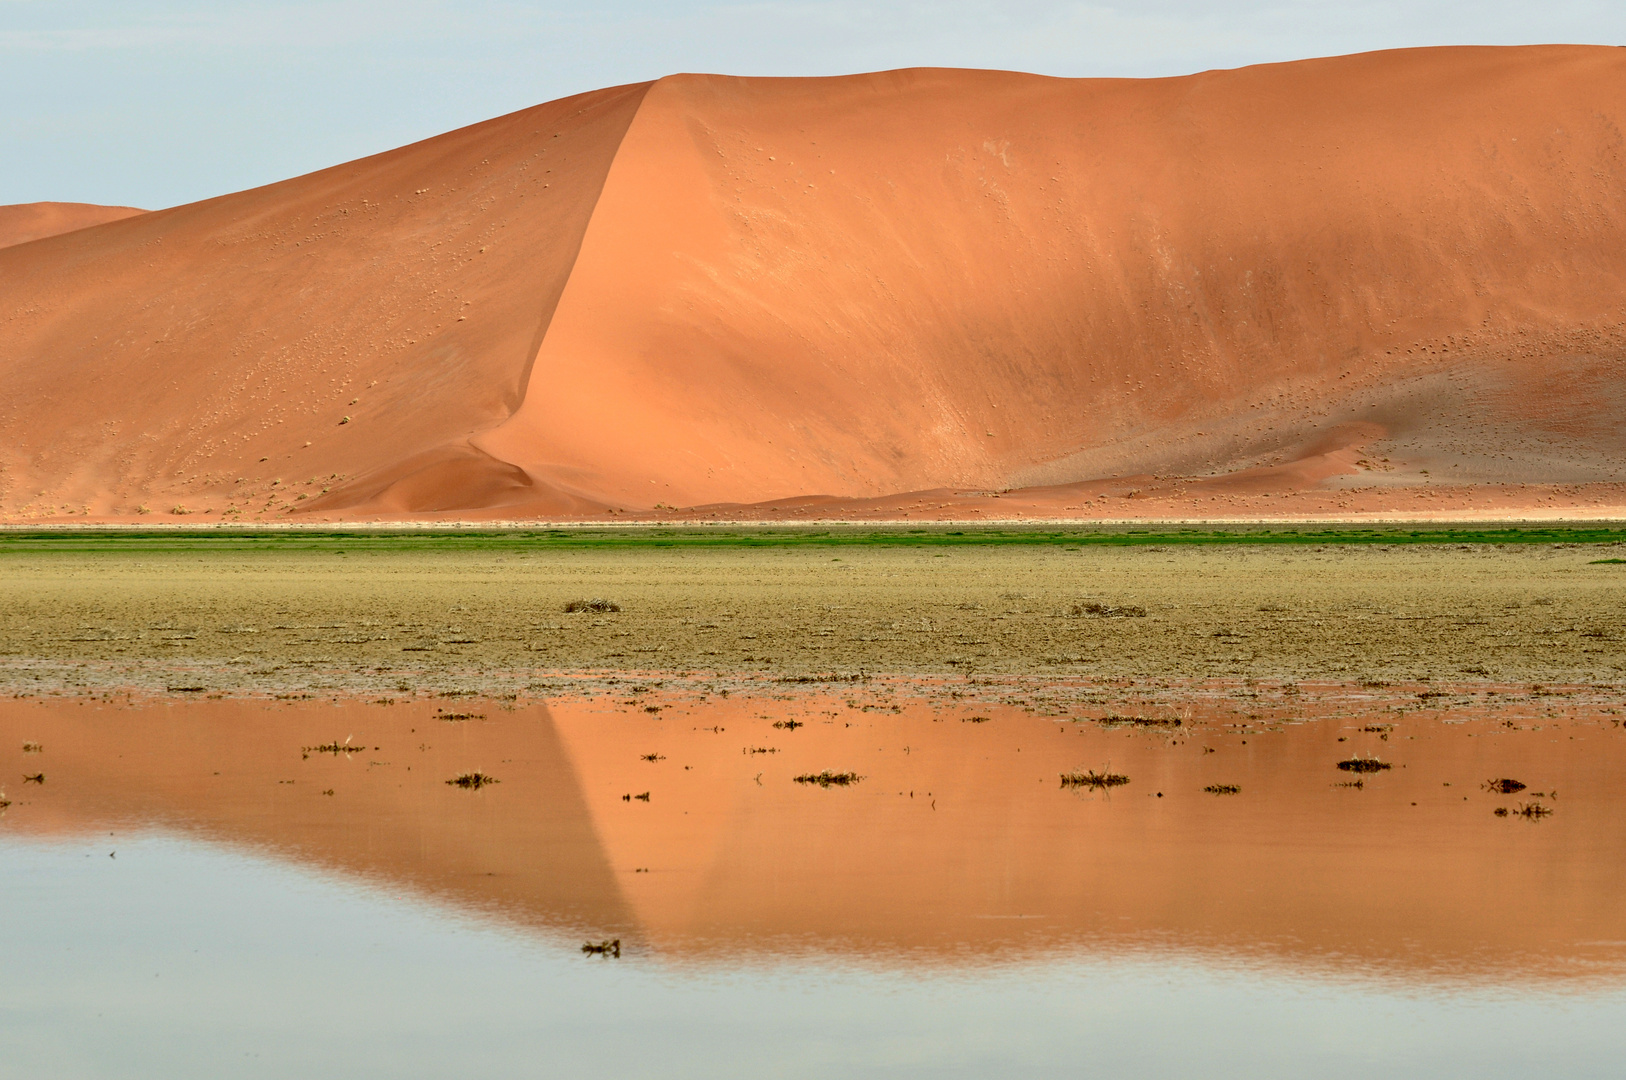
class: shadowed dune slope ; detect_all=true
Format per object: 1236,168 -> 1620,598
0,202 -> 146,249
0,83 -> 650,519
3,47 -> 1626,521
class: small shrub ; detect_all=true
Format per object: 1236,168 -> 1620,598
564,598 -> 620,613
1066,601 -> 1146,618
1484,777 -> 1526,794
302,739 -> 365,757
1061,770 -> 1130,789
1097,713 -> 1180,728
1203,783 -> 1241,795
1336,757 -> 1391,773
794,771 -> 862,787
446,772 -> 499,789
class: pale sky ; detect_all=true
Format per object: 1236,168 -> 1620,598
4,1 -> 1623,209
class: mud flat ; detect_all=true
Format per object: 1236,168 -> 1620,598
1,527 -> 1624,699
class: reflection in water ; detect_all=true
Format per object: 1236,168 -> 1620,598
3,689 -> 1626,1073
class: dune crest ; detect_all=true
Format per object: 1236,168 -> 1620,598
0,202 -> 145,249
3,47 -> 1626,522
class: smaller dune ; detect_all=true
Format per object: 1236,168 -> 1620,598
0,201 -> 145,249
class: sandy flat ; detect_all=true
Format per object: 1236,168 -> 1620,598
2,539 -> 1622,697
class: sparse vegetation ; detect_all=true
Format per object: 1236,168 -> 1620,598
1484,777 -> 1527,794
1336,757 -> 1391,773
1497,802 -> 1553,819
564,598 -> 620,613
582,939 -> 621,958
302,739 -> 365,757
1095,713 -> 1181,728
794,771 -> 862,787
1066,601 -> 1146,618
1203,783 -> 1241,795
446,772 -> 499,789
1061,770 -> 1130,789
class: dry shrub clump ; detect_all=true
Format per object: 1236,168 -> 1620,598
794,771 -> 863,787
446,772 -> 499,789
1096,714 -> 1180,728
564,598 -> 620,613
1066,601 -> 1146,618
1061,770 -> 1130,789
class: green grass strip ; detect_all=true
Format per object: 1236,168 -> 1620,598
1,522 -> 1624,554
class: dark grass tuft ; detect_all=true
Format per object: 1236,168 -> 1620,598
564,598 -> 620,613
303,740 -> 365,756
1067,601 -> 1146,618
1061,770 -> 1130,789
794,770 -> 862,787
1096,713 -> 1180,727
446,772 -> 499,789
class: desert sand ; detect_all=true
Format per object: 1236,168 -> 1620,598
2,46 -> 1625,522
0,202 -> 144,250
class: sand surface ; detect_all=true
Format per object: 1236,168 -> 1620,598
4,690 -> 1622,981
3,47 -> 1626,522
0,202 -> 144,249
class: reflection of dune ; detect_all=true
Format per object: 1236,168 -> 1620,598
4,692 -> 1625,983
4,47 -> 1626,521
0,698 -> 634,939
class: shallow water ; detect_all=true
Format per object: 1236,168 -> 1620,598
4,690 -> 1625,1076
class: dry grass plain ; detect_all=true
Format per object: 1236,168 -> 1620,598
2,533 -> 1624,699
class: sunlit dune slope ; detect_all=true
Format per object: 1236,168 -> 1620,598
0,202 -> 146,249
3,46 -> 1625,521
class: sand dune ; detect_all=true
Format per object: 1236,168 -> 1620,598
0,202 -> 145,249
2,46 -> 1625,522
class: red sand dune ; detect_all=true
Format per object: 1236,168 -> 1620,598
2,46 -> 1625,523
0,202 -> 144,250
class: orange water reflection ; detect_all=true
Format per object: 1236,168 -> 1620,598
3,689 -> 1623,985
